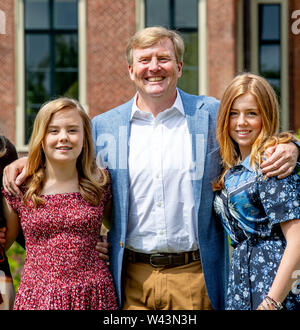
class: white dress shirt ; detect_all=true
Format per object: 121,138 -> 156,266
126,91 -> 199,253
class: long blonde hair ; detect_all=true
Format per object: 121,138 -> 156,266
24,97 -> 108,207
212,73 -> 296,191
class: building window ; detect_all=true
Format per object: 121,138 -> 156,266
258,4 -> 281,99
145,0 -> 199,95
24,0 -> 78,144
248,0 -> 289,130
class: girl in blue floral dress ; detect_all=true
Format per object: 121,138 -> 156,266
213,73 -> 300,310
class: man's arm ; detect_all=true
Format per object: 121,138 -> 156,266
96,200 -> 111,263
261,142 -> 299,179
3,157 -> 28,197
96,235 -> 110,263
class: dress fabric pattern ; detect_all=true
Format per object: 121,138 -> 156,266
3,186 -> 118,310
214,156 -> 300,310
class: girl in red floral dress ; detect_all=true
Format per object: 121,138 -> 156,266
2,98 -> 118,310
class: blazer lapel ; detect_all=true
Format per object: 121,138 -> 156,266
112,100 -> 133,233
179,90 -> 209,216
116,100 -> 133,170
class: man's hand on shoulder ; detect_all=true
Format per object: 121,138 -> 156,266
3,157 -> 28,197
261,142 -> 299,179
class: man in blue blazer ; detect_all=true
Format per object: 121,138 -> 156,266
92,26 -> 298,310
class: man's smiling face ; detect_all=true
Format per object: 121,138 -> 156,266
128,37 -> 183,101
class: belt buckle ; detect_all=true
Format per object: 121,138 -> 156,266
150,253 -> 165,268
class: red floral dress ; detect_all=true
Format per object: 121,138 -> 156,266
2,185 -> 118,310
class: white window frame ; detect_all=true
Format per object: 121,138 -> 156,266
135,0 -> 207,95
14,0 -> 87,151
0,9 -> 6,34
236,0 -> 244,73
250,0 -> 289,131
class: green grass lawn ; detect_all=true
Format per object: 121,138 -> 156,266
6,242 -> 25,291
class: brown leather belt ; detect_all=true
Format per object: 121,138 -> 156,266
124,249 -> 200,268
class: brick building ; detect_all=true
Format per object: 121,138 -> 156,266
0,0 -> 299,152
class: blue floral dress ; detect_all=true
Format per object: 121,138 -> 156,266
214,156 -> 300,310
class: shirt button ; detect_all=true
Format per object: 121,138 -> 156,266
157,202 -> 162,207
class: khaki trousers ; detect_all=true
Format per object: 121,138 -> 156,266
122,260 -> 213,310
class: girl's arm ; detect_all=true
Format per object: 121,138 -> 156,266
1,196 -> 20,251
258,219 -> 300,309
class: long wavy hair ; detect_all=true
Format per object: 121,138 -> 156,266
24,97 -> 108,207
0,136 -> 6,158
212,73 -> 297,191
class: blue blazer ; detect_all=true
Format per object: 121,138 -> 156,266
92,89 -> 229,310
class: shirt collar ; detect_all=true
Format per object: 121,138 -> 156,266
130,88 -> 185,120
235,155 -> 255,172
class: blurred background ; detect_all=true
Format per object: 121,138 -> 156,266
0,0 -> 300,291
